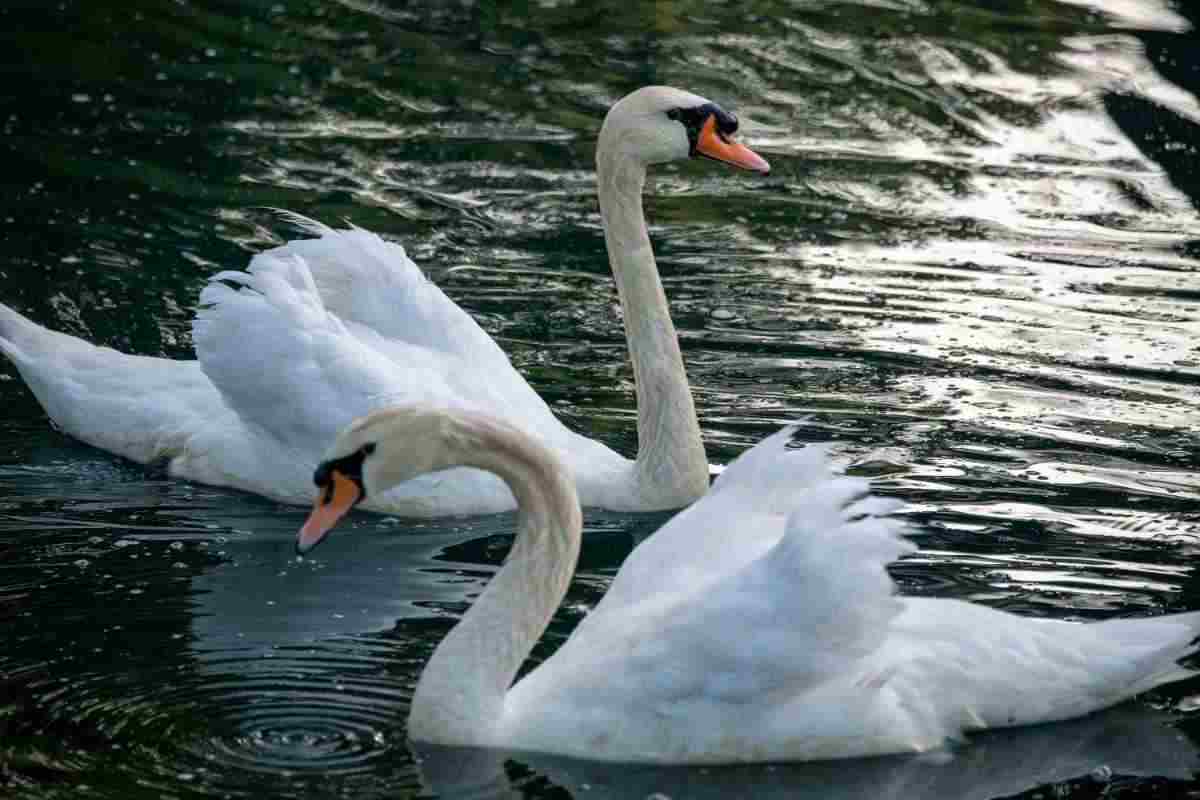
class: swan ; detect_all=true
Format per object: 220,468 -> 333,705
0,86 -> 768,516
297,404 -> 1200,764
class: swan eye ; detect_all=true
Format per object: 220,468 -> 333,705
667,102 -> 739,152
312,445 -> 372,494
713,108 -> 738,136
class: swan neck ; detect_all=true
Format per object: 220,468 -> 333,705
408,418 -> 582,747
596,148 -> 708,507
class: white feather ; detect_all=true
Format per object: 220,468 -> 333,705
497,430 -> 1200,762
0,86 -> 732,515
336,407 -> 1200,763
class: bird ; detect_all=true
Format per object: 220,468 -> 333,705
295,403 -> 1200,764
0,86 -> 769,517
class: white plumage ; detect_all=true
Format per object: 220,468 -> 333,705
0,85 -> 776,515
504,431 -> 1200,762
190,218 -> 622,515
0,224 -> 619,515
302,405 -> 1200,764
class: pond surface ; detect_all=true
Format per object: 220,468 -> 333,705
3,0 -> 1200,797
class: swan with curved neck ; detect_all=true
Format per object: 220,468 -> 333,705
576,86 -> 769,508
298,405 -> 1200,764
0,86 -> 768,516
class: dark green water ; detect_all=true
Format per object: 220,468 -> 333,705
2,0 -> 1200,797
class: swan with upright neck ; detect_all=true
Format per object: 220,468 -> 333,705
299,404 -> 1200,764
0,86 -> 767,516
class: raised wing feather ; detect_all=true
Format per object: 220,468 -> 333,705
627,478 -> 910,702
195,219 -> 570,454
193,253 -> 420,453
190,230 -> 571,514
266,214 -> 511,366
596,428 -> 857,613
517,432 -> 911,711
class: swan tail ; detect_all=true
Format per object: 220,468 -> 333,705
1097,612 -> 1200,700
0,302 -> 37,363
0,302 -> 93,368
919,604 -> 1200,734
1005,611 -> 1200,729
0,301 -> 112,421
0,302 -> 223,465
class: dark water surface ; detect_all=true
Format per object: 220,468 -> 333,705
3,0 -> 1200,797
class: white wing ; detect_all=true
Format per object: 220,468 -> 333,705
505,434 -> 913,756
191,239 -> 529,513
2,218 -> 626,516
505,432 -> 1200,763
595,427 -> 865,613
191,222 -> 627,514
541,464 -> 910,691
266,214 -> 519,371
195,254 -> 412,438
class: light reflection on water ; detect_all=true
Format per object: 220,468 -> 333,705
2,0 -> 1200,797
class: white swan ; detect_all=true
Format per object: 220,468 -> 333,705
297,404 -> 1200,764
0,86 -> 768,516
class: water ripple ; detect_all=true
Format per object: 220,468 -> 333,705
3,0 -> 1200,796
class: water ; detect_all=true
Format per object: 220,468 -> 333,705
2,0 -> 1200,797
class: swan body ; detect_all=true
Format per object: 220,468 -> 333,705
0,86 -> 767,516
298,405 -> 1200,765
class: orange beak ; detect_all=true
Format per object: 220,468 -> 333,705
695,115 -> 770,174
297,471 -> 362,554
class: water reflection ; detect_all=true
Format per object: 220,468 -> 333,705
417,706 -> 1200,799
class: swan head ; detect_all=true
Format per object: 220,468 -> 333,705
599,86 -> 769,174
296,406 -> 470,553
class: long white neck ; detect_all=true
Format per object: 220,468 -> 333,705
407,416 -> 582,747
595,133 -> 709,508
